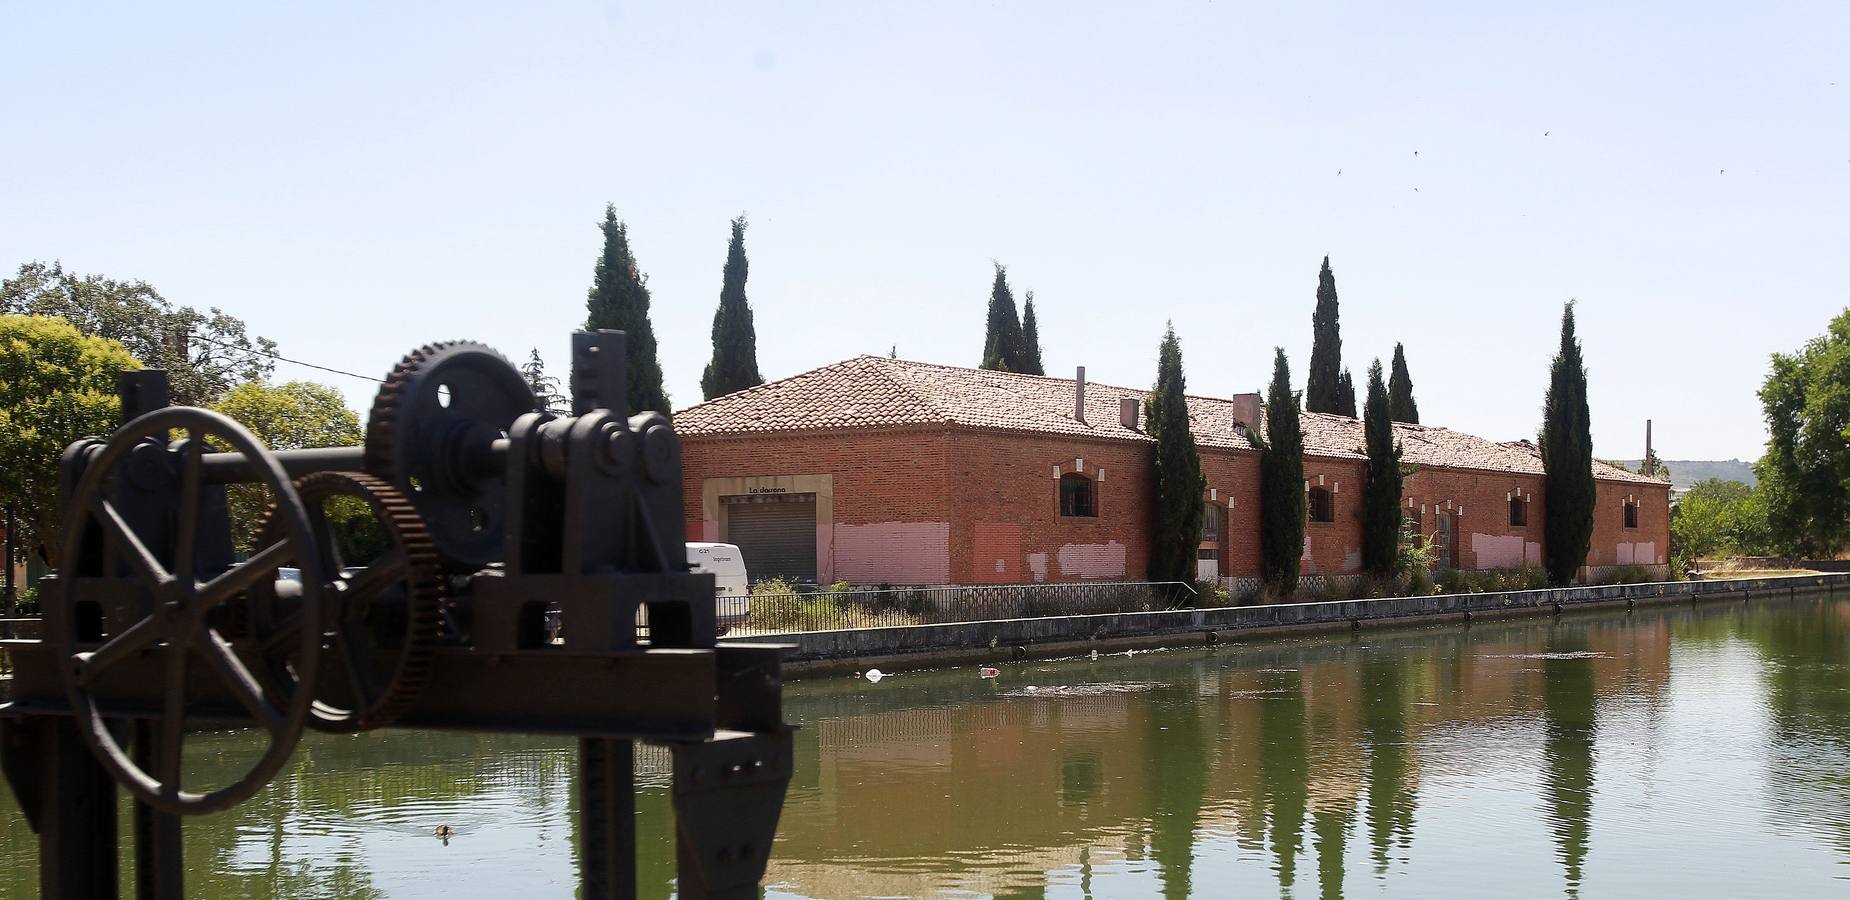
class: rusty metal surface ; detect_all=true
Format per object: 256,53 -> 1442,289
0,329 -> 793,898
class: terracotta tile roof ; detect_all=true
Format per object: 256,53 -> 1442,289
675,356 -> 1668,485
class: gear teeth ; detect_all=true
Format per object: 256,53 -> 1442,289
251,471 -> 444,733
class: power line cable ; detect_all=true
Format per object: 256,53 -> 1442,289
190,333 -> 386,384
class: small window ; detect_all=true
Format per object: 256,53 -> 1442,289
1197,548 -> 1218,561
1308,486 -> 1334,523
1509,496 -> 1528,527
1060,473 -> 1097,518
1623,499 -> 1638,529
1202,503 -> 1224,542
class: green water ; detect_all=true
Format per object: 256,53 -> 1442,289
5,594 -> 1849,898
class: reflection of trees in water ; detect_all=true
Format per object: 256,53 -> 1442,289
1143,658 -> 1210,900
1739,596 -> 1850,863
1361,652 -> 1416,878
1539,625 -> 1597,898
1258,667 -> 1310,896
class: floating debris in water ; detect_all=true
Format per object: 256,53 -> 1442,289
1480,651 -> 1611,661
999,681 -> 1158,700
864,668 -> 888,682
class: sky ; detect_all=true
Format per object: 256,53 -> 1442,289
3,2 -> 1846,461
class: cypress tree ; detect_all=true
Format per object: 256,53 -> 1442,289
1541,303 -> 1596,586
1334,368 -> 1358,418
979,264 -> 1025,371
1259,348 -> 1306,592
1389,343 -> 1420,424
1305,256 -> 1344,413
520,348 -> 565,414
1148,323 -> 1205,586
1019,291 -> 1045,376
1361,360 -> 1404,579
701,215 -> 764,400
583,205 -> 669,413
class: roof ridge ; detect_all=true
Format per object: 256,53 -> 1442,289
864,357 -> 953,424
675,355 -> 883,416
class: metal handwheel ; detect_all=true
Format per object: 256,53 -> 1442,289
48,407 -> 326,815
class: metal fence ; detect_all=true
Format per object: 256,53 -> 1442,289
0,618 -> 41,679
727,581 -> 1199,635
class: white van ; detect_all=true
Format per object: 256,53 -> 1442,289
687,542 -> 750,635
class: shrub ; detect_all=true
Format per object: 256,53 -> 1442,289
1193,580 -> 1232,608
750,576 -> 795,596
1597,564 -> 1657,585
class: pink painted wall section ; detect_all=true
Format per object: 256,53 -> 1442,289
1472,533 -> 1525,569
833,522 -> 951,584
1058,542 -> 1127,579
1615,541 -> 1662,566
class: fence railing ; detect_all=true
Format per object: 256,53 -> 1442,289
727,581 -> 1198,635
0,618 -> 41,679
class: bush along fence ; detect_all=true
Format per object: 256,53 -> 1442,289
732,581 -> 1201,635
774,572 -> 1850,665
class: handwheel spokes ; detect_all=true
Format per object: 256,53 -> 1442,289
74,616 -> 164,685
198,540 -> 294,608
258,610 -> 304,659
197,631 -> 286,735
92,498 -> 173,589
343,554 -> 408,605
334,627 -> 378,704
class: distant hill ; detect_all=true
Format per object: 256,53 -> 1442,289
1615,459 -> 1757,491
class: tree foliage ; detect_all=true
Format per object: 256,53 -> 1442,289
701,215 -> 764,400
1389,343 -> 1419,424
1361,360 -> 1404,578
1019,291 -> 1046,376
0,315 -> 141,562
1258,348 -> 1306,591
521,348 -> 566,414
1333,367 -> 1357,418
583,205 -> 670,413
212,381 -> 366,553
1542,304 -> 1596,586
1669,479 -> 1771,569
1,260 -> 275,406
979,264 -> 1029,372
1754,309 -> 1850,557
1305,256 -> 1345,414
1147,324 -> 1205,585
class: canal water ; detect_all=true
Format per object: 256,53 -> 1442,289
4,592 -> 1848,898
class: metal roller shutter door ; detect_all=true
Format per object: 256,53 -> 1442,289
725,495 -> 818,583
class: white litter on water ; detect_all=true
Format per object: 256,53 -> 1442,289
1480,651 -> 1610,661
864,668 -> 887,682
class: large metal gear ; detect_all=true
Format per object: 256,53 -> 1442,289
363,341 -> 537,569
247,471 -> 444,733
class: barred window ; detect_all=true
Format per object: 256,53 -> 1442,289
1060,473 -> 1097,518
1509,496 -> 1528,527
1623,499 -> 1638,529
1202,502 -> 1224,542
1309,486 -> 1334,523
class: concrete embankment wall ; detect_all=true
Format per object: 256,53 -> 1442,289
779,573 -> 1850,676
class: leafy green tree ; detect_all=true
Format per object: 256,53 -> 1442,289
1755,310 -> 1850,557
1147,323 -> 1205,585
1669,479 -> 1770,570
1019,291 -> 1045,376
1361,360 -> 1404,578
520,348 -> 566,414
1,260 -> 276,406
212,381 -> 365,553
0,315 -> 140,564
1258,348 -> 1306,592
583,205 -> 669,413
1333,367 -> 1357,418
701,215 -> 764,399
1542,303 -> 1596,586
1305,256 -> 1345,414
979,264 -> 1026,372
1389,343 -> 1419,423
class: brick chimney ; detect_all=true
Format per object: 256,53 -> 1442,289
1074,366 -> 1087,424
1120,397 -> 1141,431
1228,392 -> 1261,429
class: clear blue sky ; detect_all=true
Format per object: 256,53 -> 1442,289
4,2 -> 1845,461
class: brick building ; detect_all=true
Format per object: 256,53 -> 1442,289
676,356 -> 1669,590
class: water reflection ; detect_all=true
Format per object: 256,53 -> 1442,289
4,596 -> 1850,898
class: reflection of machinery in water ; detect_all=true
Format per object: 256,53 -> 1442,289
0,331 -> 792,899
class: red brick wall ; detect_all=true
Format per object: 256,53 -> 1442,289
679,425 -> 1672,585
945,430 -> 1155,583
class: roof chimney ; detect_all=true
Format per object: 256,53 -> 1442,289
1120,397 -> 1141,431
1643,418 -> 1655,476
1074,366 -> 1087,424
1228,392 -> 1261,430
